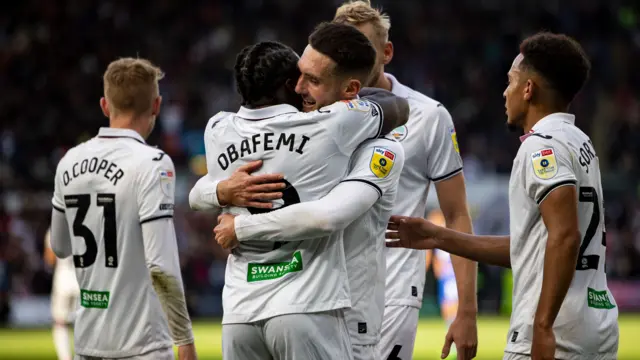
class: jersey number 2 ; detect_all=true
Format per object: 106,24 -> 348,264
247,179 -> 300,250
64,194 -> 118,269
576,186 -> 605,271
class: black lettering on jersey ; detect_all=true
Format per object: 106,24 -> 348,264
295,135 -> 310,154
276,133 -> 295,151
251,134 -> 261,153
264,133 -> 274,151
218,153 -> 229,170
216,133 -> 312,170
63,157 -> 125,186
152,152 -> 166,161
240,139 -> 252,157
227,145 -> 239,163
371,105 -> 379,117
578,140 -> 596,173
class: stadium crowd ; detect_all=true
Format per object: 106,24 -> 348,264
1,0 -> 638,321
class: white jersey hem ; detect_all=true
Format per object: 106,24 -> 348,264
222,299 -> 351,324
384,298 -> 422,309
75,341 -> 172,358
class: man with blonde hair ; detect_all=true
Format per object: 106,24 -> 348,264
334,2 -> 479,359
50,58 -> 197,360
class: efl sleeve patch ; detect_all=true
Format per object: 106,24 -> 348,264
159,169 -> 175,197
341,99 -> 371,113
370,147 -> 396,178
531,148 -> 558,179
450,127 -> 460,154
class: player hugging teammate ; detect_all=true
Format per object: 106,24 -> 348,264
47,1 -> 618,360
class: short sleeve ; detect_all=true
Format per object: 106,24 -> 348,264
521,137 -> 577,204
52,159 -> 66,212
341,137 -> 405,198
424,105 -> 464,182
137,153 -> 176,223
319,99 -> 384,155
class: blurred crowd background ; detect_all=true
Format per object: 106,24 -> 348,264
1,0 -> 639,324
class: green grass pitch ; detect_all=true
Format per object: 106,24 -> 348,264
1,315 -> 638,359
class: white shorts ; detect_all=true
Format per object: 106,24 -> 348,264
74,347 -> 173,360
223,310 -> 352,360
379,305 -> 420,360
353,344 -> 379,360
51,290 -> 79,324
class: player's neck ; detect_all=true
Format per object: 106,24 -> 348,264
373,71 -> 392,92
523,105 -> 567,133
109,116 -> 148,140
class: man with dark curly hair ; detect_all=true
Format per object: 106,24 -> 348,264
386,32 -> 619,360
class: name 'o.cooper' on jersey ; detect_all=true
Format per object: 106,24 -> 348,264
52,128 -> 176,358
341,136 -> 404,345
204,100 -> 386,324
507,113 -> 618,359
384,73 -> 464,308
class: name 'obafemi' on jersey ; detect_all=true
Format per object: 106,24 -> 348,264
507,113 -> 618,359
203,100 -> 386,324
52,128 -> 176,358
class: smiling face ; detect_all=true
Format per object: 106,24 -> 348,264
503,53 -> 533,132
295,45 -> 350,112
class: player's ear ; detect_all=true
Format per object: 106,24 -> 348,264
383,41 -> 393,65
151,96 -> 162,116
344,78 -> 362,99
523,79 -> 534,102
100,97 -> 110,118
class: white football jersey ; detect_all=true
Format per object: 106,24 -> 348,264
52,128 -> 176,358
506,113 -> 618,359
384,74 -> 464,308
341,136 -> 404,345
204,100 -> 386,324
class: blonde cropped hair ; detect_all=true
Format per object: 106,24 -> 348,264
103,57 -> 164,115
334,0 -> 391,43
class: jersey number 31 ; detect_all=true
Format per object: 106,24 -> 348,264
64,193 -> 118,269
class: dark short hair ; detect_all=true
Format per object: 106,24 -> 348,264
519,32 -> 591,105
308,22 -> 376,83
234,41 -> 300,106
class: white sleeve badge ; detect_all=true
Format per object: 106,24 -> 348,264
342,99 -> 371,113
159,170 -> 175,197
531,148 -> 558,179
370,147 -> 396,178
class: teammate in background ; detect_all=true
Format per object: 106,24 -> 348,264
333,2 -> 478,359
44,227 -> 79,360
190,26 -> 409,360
424,210 -> 459,333
49,58 -> 197,360
387,32 -> 619,360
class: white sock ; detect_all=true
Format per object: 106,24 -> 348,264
53,323 -> 72,360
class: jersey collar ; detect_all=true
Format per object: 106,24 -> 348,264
385,73 -> 410,99
236,104 -> 299,120
519,112 -> 575,142
97,127 -> 146,144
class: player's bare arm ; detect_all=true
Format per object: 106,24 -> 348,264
189,160 -> 285,211
386,215 -> 511,268
532,185 -> 581,360
43,229 -> 57,267
433,173 -> 478,359
358,87 -> 409,134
